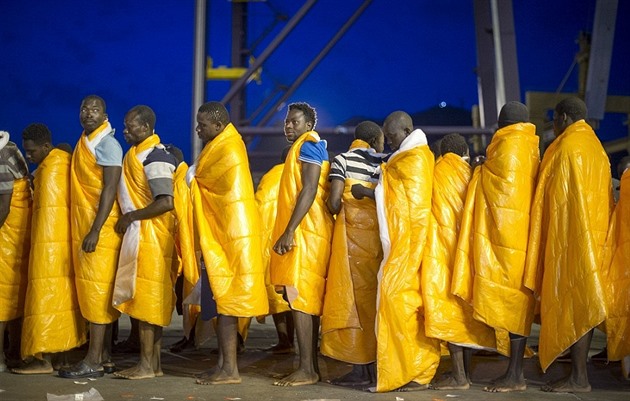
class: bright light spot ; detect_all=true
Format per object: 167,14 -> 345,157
439,101 -> 447,108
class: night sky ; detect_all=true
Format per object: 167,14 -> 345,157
1,0 -> 628,162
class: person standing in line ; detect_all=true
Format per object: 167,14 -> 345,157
0,130 -> 31,373
320,121 -> 386,387
452,102 -> 540,392
112,105 -> 179,380
59,95 -> 122,379
373,111 -> 440,392
13,124 -> 86,375
271,102 -> 334,386
423,133 -> 496,390
190,101 -> 268,385
524,97 -> 612,393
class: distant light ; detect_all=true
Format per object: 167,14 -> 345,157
439,101 -> 447,108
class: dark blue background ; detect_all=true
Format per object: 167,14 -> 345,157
1,1 -> 628,162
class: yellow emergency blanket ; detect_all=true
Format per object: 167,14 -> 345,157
190,123 -> 268,317
255,163 -> 290,315
114,134 -> 179,327
321,140 -> 382,365
422,153 -> 495,348
270,131 -> 333,316
601,170 -> 630,361
374,129 -> 440,392
0,177 -> 31,321
173,161 -> 201,337
524,120 -> 611,371
21,149 -> 86,357
452,122 -> 539,356
70,120 -> 122,324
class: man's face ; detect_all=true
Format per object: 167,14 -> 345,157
123,112 -> 149,145
382,122 -> 407,151
195,112 -> 222,145
284,109 -> 312,143
22,139 -> 51,165
79,99 -> 107,134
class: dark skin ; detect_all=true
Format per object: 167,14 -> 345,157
113,111 -> 174,380
272,108 -> 321,387
0,192 -> 10,228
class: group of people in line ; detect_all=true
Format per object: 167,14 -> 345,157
0,94 -> 628,395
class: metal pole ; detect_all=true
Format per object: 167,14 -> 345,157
191,0 -> 207,159
220,0 -> 318,106
490,0 -> 506,111
257,0 -> 372,127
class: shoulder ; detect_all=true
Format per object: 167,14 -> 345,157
144,146 -> 178,168
299,140 -> 329,165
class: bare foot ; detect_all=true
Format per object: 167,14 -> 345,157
431,375 -> 470,390
194,366 -> 219,381
394,382 -> 429,392
541,377 -> 591,393
328,365 -> 372,387
273,369 -> 319,386
195,368 -> 241,385
154,368 -> 164,377
11,358 -> 53,375
265,343 -> 294,354
113,364 -> 156,380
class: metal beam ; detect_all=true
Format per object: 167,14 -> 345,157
491,0 -> 520,104
230,1 -> 248,124
473,0 -> 497,128
585,0 -> 618,122
220,0 -> 318,106
257,0 -> 373,127
191,0 -> 207,159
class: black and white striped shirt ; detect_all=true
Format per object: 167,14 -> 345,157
329,147 -> 387,184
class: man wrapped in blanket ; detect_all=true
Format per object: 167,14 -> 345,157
0,130 -> 31,372
112,105 -> 179,380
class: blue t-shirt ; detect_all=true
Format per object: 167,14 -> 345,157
299,140 -> 328,166
95,134 -> 123,167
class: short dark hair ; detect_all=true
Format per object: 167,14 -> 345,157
82,94 -> 106,112
22,123 -> 52,146
128,105 -> 156,131
199,101 -> 230,126
288,102 -> 317,129
354,121 -> 382,143
440,133 -> 469,157
556,97 -> 587,122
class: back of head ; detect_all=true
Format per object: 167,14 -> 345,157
384,111 -> 413,132
22,123 -> 52,146
440,133 -> 469,157
498,101 -> 529,128
288,102 -> 317,129
199,101 -> 230,125
128,105 -> 156,131
354,121 -> 382,143
56,142 -> 73,154
555,97 -> 587,122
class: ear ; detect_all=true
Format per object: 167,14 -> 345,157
306,121 -> 314,131
104,113 -> 109,120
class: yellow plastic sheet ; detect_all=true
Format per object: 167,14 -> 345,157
524,120 -> 611,371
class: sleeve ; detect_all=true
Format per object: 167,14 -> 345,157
299,140 -> 328,166
328,154 -> 346,181
95,135 -> 123,167
144,147 -> 177,199
0,162 -> 14,194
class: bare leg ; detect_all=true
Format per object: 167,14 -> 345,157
0,321 -> 7,372
432,343 -> 470,390
114,321 -> 159,379
85,323 -> 106,367
266,312 -> 295,353
273,310 -> 319,386
153,327 -> 163,377
484,335 -> 527,392
196,314 -> 241,385
542,330 -> 593,393
463,347 -> 473,383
